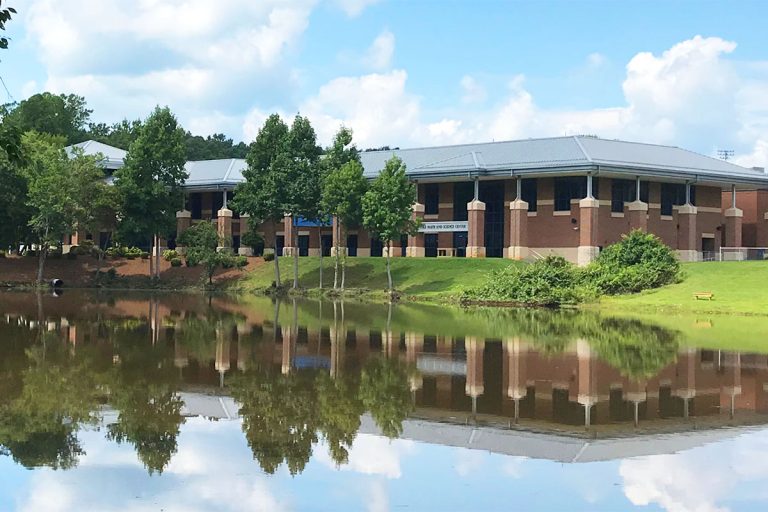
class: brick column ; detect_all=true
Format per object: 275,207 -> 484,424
283,214 -> 297,257
405,332 -> 423,392
627,200 -> 648,232
238,213 -> 253,256
506,199 -> 528,259
576,339 -> 598,427
176,210 -> 191,253
217,208 -> 233,252
724,207 -> 743,247
578,197 -> 599,266
465,337 -> 484,399
677,204 -> 699,262
466,199 -> 486,258
406,203 -> 425,257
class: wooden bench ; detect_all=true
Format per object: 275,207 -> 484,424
693,292 -> 714,301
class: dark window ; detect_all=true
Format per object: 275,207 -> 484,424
276,235 -> 285,256
347,234 -> 358,257
298,235 -> 309,257
400,234 -> 408,257
212,193 -> 224,218
479,181 -> 505,258
554,177 -> 599,212
190,194 -> 202,219
521,178 -> 537,212
321,234 -> 333,257
612,179 -> 650,212
227,191 -> 239,219
453,232 -> 467,258
425,234 -> 438,257
661,183 -> 695,216
453,182 -> 474,221
424,183 -> 440,215
370,237 -> 384,257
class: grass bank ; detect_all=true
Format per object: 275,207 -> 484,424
230,256 -> 516,300
598,261 -> 768,316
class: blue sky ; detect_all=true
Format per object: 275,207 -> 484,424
2,1 -> 768,166
3,417 -> 768,512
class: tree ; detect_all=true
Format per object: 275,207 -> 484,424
285,115 -> 322,289
21,132 -> 103,284
88,118 -> 143,150
231,114 -> 290,287
0,122 -> 31,250
81,182 -> 121,272
178,221 -> 234,285
362,156 -> 419,293
184,132 -> 248,160
321,127 -> 364,290
115,106 -> 187,279
3,93 -> 92,143
358,357 -> 413,439
0,2 -> 16,50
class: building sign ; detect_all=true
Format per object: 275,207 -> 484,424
418,221 -> 468,233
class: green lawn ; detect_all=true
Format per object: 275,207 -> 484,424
233,256 -> 516,298
599,261 -> 768,315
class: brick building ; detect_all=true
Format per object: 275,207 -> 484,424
72,135 -> 768,264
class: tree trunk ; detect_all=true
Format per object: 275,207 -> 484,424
386,240 -> 393,293
149,236 -> 154,279
341,227 -> 347,291
319,244 -> 324,290
333,221 -> 340,289
292,232 -> 299,290
36,243 -> 46,285
154,234 -> 161,280
273,232 -> 281,288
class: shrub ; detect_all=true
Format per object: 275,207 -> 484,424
170,257 -> 183,267
107,267 -> 117,279
263,252 -> 275,262
235,255 -> 248,268
162,249 -> 179,262
241,230 -> 264,252
585,230 -> 681,295
79,240 -> 95,254
0,250 -> 5,258
140,251 -> 150,260
66,251 -> 78,260
462,256 -> 590,307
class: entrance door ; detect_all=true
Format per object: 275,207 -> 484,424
347,234 -> 358,257
702,237 -> 715,261
298,235 -> 309,257
480,181 -> 505,258
453,232 -> 467,257
276,235 -> 285,256
371,238 -> 384,257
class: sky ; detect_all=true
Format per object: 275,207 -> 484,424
2,0 -> 768,167
2,416 -> 768,512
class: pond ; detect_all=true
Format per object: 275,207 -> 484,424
1,290 -> 768,511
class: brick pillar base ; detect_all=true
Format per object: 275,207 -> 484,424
724,207 -> 743,247
217,208 -> 233,252
627,200 -> 648,232
506,199 -> 528,259
282,214 -> 296,256
677,204 -> 699,262
466,199 -> 486,258
238,213 -> 253,256
578,197 -> 599,266
407,203 -> 425,257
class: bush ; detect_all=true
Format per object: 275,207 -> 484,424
107,267 -> 117,279
66,251 -> 78,260
263,252 -> 275,262
79,240 -> 95,254
235,255 -> 248,268
585,230 -> 681,295
462,256 -> 591,307
162,249 -> 179,262
0,250 -> 5,258
241,230 -> 264,251
140,251 -> 150,260
170,257 -> 183,267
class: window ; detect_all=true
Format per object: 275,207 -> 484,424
212,192 -> 224,218
612,180 -> 651,212
424,183 -> 440,215
521,178 -> 537,212
425,234 -> 438,257
190,194 -> 202,219
554,177 -> 599,212
660,183 -> 695,216
453,182 -> 474,221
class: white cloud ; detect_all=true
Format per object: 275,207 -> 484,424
460,75 -> 487,104
364,30 -> 395,70
334,0 -> 382,17
587,52 -> 606,68
315,433 -> 415,478
366,480 -> 389,512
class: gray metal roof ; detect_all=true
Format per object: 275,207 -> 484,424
184,158 -> 246,190
67,140 -> 127,170
359,135 -> 768,187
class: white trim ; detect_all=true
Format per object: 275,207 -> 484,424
553,211 -> 571,216
660,215 -> 673,221
527,212 -> 538,217
611,212 -> 625,218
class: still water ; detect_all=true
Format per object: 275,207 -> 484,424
1,290 -> 768,511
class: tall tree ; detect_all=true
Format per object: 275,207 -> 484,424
231,114 -> 290,287
321,127 -> 363,289
21,132 -> 103,284
362,156 -> 419,294
178,221 -> 235,285
185,132 -> 248,160
0,122 -> 31,250
3,93 -> 92,143
87,118 -> 143,150
322,160 -> 367,290
285,115 -> 322,289
115,106 -> 187,279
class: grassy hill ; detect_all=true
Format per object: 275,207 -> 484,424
231,256 -> 516,299
598,261 -> 768,315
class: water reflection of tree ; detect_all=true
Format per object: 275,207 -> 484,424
359,357 -> 414,439
315,372 -> 363,465
0,339 -> 104,469
106,328 -> 184,475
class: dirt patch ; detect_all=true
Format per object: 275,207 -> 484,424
0,254 -> 266,289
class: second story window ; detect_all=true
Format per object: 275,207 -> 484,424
554,177 -> 599,212
660,183 -> 695,216
521,178 -> 537,212
424,183 -> 439,215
